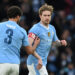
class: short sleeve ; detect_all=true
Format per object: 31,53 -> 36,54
28,24 -> 39,36
22,29 -> 29,46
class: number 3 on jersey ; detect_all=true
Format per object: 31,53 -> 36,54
4,29 -> 13,44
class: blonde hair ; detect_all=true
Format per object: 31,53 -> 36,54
39,4 -> 53,15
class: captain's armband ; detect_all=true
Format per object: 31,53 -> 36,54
28,33 -> 36,40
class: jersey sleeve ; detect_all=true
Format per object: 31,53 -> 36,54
22,29 -> 29,46
28,25 -> 39,37
28,32 -> 36,40
52,26 -> 59,42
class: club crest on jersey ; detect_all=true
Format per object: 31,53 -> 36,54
48,32 -> 50,37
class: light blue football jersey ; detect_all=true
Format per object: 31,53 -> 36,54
27,22 -> 59,66
0,20 -> 29,64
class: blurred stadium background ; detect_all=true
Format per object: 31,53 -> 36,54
0,0 -> 75,75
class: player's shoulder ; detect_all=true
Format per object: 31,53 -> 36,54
18,26 -> 27,35
19,25 -> 26,32
32,22 -> 40,29
49,24 -> 55,28
0,21 -> 7,25
49,24 -> 56,30
28,22 -> 40,35
29,22 -> 40,31
0,21 -> 8,28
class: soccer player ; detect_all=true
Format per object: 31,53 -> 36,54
27,4 -> 67,75
0,6 -> 40,75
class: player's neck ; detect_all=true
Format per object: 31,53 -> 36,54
9,18 -> 18,23
40,21 -> 49,28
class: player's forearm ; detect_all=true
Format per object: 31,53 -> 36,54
26,41 -> 38,54
32,51 -> 41,59
56,40 -> 62,46
53,40 -> 61,47
32,44 -> 38,52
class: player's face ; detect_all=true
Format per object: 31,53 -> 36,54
40,10 -> 51,25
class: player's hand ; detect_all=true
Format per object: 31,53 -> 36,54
34,37 -> 40,46
60,40 -> 67,46
37,58 -> 42,70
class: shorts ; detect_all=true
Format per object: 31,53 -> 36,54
0,63 -> 19,75
27,63 -> 48,75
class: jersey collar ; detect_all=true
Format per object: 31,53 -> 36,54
39,22 -> 49,30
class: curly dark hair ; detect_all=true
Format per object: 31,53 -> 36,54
7,6 -> 23,18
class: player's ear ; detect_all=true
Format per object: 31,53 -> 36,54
16,16 -> 20,19
39,14 -> 42,19
16,16 -> 20,21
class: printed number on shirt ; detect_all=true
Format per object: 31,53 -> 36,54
4,29 -> 13,44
